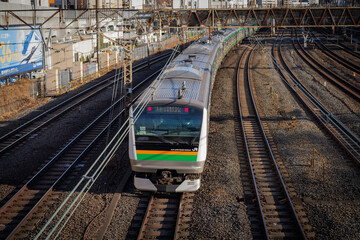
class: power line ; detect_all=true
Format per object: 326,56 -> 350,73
34,43 -> 180,240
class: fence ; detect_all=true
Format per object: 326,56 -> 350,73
58,70 -> 72,94
83,63 -> 97,76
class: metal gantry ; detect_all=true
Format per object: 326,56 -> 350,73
1,7 -> 360,31
0,6 -> 359,104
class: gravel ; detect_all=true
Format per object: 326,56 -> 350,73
283,41 -> 360,138
0,80 -> 114,204
0,54 -> 171,237
1,35 -> 360,239
307,42 -> 360,89
252,35 -> 360,239
189,46 -> 252,239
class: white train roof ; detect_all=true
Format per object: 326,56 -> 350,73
142,28 -> 239,106
154,79 -> 201,101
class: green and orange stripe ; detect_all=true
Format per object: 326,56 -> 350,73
136,150 -> 198,162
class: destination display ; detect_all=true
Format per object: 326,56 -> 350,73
0,27 -> 43,79
147,106 -> 190,114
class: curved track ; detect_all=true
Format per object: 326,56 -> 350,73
273,32 -> 360,166
236,45 -> 308,239
311,33 -> 360,75
292,30 -> 360,102
337,42 -> 360,59
315,28 -> 360,60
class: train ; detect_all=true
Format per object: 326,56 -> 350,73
129,27 -> 255,192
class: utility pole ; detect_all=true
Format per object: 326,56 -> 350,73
122,0 -> 136,117
96,0 -> 100,75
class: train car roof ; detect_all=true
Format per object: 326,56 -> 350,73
135,28 -> 240,108
163,64 -> 205,81
154,78 -> 202,101
182,41 -> 217,55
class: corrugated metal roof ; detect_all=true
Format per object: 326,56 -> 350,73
163,64 -> 203,80
175,54 -> 210,64
155,80 -> 201,100
183,44 -> 214,55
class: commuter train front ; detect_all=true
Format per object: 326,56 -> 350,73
129,28 -> 254,192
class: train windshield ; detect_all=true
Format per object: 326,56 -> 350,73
134,106 -> 202,147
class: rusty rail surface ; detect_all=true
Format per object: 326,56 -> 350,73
236,44 -> 308,239
272,30 -> 360,165
311,33 -> 360,75
136,192 -> 193,240
293,30 -> 360,102
315,28 -> 360,60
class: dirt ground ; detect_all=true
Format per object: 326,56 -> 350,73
0,79 -> 49,121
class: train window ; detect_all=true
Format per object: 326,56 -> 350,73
134,106 -> 203,146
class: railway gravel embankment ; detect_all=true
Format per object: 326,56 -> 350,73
252,41 -> 360,239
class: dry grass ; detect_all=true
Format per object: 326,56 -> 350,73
0,79 -> 37,121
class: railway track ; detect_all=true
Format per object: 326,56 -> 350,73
311,33 -> 360,75
316,28 -> 360,59
0,65 -> 164,239
129,192 -> 192,240
0,52 -> 170,157
236,44 -> 309,239
292,30 -> 360,102
336,42 -> 360,59
272,32 -> 360,166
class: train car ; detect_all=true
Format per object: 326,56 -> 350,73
129,27 -> 255,192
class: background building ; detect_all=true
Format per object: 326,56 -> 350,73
1,0 -> 51,8
209,0 -> 248,8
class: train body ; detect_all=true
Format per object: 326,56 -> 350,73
129,27 -> 254,192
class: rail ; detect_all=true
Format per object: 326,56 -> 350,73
237,44 -> 306,239
237,45 -> 269,239
136,192 -> 191,240
293,29 -> 360,101
35,44 -> 180,240
311,33 -> 360,75
0,52 -> 171,156
315,28 -> 360,60
271,30 -> 360,165
0,62 -> 166,239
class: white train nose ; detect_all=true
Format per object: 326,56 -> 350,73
134,175 -> 201,192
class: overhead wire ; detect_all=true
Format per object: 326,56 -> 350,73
34,43 -> 180,240
106,50 -> 123,146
